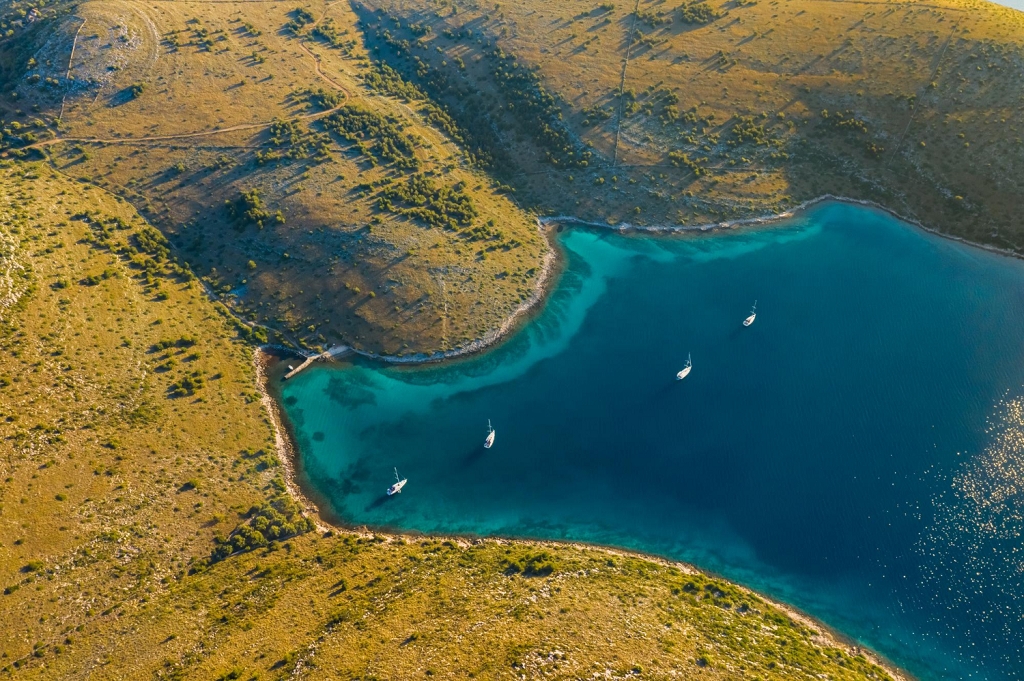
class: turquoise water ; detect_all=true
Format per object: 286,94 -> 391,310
280,202 -> 1024,680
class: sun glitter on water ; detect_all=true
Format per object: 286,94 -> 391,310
919,392 -> 1024,670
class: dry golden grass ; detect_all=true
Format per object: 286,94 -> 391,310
5,0 -> 548,356
0,164 -> 900,681
0,161 -> 277,673
6,0 -> 1021,360
67,536 -> 899,681
3,2 -> 1020,677
361,0 -> 1024,249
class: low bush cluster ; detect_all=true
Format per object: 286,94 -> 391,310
363,61 -> 426,101
134,226 -> 171,261
377,174 -> 477,229
502,550 -> 557,577
264,118 -> 331,163
361,63 -> 468,150
366,19 -> 504,169
727,115 -> 783,148
285,7 -> 315,34
151,335 -> 197,352
668,150 -> 709,175
678,1 -> 721,24
488,48 -> 593,168
306,87 -> 344,111
821,109 -> 869,134
209,495 -> 315,563
312,17 -> 359,55
321,105 -> 419,170
581,104 -> 612,127
636,9 -> 672,27
227,188 -> 284,229
168,370 -> 205,398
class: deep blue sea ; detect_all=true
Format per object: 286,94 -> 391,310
280,202 -> 1024,681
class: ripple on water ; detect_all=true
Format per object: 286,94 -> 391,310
918,392 -> 1024,673
283,202 -> 1024,681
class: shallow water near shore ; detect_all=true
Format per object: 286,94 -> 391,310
280,202 -> 1024,681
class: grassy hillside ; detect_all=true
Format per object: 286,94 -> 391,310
0,163 -> 900,680
4,0 -> 1022,358
359,0 -> 1024,250
2,2 -> 1021,677
1,0 -> 548,357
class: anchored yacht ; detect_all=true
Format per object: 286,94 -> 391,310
743,300 -> 757,327
676,353 -> 692,380
386,468 -> 407,496
484,420 -> 496,449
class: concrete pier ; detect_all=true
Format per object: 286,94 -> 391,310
283,345 -> 351,380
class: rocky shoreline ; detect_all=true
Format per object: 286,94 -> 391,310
344,194 -> 1020,366
256,342 -> 911,680
253,194 -> 1010,681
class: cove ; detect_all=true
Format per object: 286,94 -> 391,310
279,202 -> 1024,681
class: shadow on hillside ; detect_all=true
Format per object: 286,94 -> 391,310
109,86 -> 140,107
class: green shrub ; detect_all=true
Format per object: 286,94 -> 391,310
678,2 -> 720,24
312,18 -> 358,54
306,87 -> 345,111
209,495 -> 314,563
502,551 -> 557,577
321,104 -> 419,169
377,174 -> 477,229
151,335 -> 197,352
285,7 -> 315,34
227,188 -> 272,228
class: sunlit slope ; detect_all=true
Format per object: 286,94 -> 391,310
361,0 -> 1024,250
0,162 -> 284,675
0,167 -> 897,681
4,0 -> 547,356
70,537 -> 900,681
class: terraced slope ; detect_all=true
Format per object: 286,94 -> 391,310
2,0 -> 548,356
0,164 -> 900,680
360,0 -> 1024,250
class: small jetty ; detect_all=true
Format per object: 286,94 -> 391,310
283,345 -> 351,380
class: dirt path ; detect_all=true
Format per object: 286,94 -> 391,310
886,15 -> 962,166
12,104 -> 348,154
58,18 -> 88,122
611,0 -> 642,167
297,42 -> 350,94
298,2 -> 353,94
10,17 -> 353,157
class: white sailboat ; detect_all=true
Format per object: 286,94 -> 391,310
676,352 -> 692,380
386,467 -> 407,496
743,300 -> 757,327
484,419 -> 496,449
